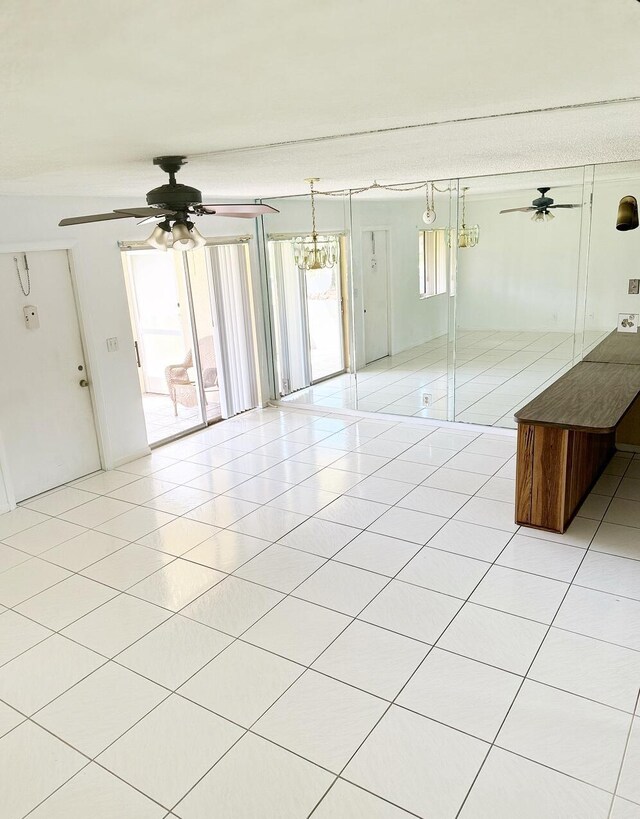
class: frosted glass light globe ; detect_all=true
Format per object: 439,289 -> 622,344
422,208 -> 436,225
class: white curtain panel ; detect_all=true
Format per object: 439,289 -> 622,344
207,243 -> 260,418
268,241 -> 312,394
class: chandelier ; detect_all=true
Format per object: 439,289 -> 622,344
293,178 -> 339,270
458,187 -> 479,248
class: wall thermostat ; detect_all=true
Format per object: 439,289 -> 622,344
23,305 -> 40,330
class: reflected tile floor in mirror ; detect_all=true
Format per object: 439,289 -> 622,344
282,329 -> 608,429
0,405 -> 638,817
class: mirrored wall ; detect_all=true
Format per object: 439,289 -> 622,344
262,159 -> 640,430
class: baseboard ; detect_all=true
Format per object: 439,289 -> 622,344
269,400 -> 517,437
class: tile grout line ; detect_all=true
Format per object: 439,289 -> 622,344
452,455 -> 635,818
1,405 -> 639,815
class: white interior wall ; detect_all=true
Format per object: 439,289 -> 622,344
455,176 -> 640,337
586,177 -> 640,333
455,188 -> 584,333
0,196 -> 265,480
0,432 -> 13,512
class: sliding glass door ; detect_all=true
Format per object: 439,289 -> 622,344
123,249 -> 206,444
122,239 -> 261,446
306,259 -> 345,381
185,250 -> 222,425
267,235 -> 347,395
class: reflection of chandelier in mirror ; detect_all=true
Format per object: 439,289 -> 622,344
293,178 -> 339,270
422,182 -> 437,224
458,187 -> 479,248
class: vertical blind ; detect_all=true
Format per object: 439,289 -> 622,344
267,240 -> 312,394
207,243 -> 259,418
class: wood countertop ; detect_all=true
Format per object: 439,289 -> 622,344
585,328 -> 640,365
514,361 -> 640,432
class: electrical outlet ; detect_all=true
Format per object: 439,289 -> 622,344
629,279 -> 640,295
422,392 -> 433,407
617,313 -> 639,333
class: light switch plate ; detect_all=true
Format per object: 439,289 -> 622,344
106,337 -> 119,352
617,313 -> 639,333
629,279 -> 640,295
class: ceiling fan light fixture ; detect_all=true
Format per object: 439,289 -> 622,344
146,219 -> 172,251
616,196 -> 639,231
171,220 -> 196,250
531,211 -> 544,223
189,224 -> 206,249
545,210 -> 555,221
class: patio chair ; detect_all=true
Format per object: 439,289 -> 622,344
165,335 -> 218,415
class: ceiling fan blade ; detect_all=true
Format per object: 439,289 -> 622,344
548,204 -> 582,209
59,211 -> 136,226
136,215 -> 167,226
196,203 -> 279,217
114,207 -> 177,217
499,207 -> 536,214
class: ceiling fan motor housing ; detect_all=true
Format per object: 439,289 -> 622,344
532,187 -> 554,209
146,155 -> 201,211
146,182 -> 202,210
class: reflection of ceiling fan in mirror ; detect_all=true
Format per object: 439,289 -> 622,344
58,156 -> 279,251
499,187 -> 582,223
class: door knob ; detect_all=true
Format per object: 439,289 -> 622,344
79,379 -> 89,387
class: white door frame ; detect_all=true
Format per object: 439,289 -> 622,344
360,226 -> 392,364
0,241 -> 107,508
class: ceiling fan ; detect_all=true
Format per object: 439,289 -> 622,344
499,187 -> 582,222
58,155 -> 279,250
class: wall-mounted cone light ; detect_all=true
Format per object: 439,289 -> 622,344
616,196 -> 639,231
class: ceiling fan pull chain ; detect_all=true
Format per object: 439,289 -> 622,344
14,253 -> 31,296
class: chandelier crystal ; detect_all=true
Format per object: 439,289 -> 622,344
458,187 -> 479,248
293,178 -> 339,270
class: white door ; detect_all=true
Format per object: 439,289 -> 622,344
362,229 -> 389,363
0,250 -> 101,501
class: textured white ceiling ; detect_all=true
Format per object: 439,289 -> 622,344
1,0 -> 640,199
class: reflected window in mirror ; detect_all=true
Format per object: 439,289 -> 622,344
419,229 -> 447,298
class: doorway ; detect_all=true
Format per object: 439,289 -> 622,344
362,229 -> 390,364
0,250 -> 101,501
122,248 -> 213,445
121,239 -> 260,446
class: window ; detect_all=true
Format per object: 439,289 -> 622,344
419,228 -> 448,297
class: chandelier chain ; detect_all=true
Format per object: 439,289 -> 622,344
314,180 -> 452,197
309,178 -> 318,236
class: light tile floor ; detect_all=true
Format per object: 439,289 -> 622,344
1,405 -> 639,818
282,328 -> 607,429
